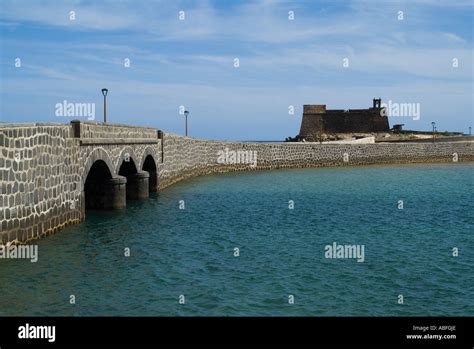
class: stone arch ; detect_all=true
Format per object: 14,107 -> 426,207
82,148 -> 125,210
82,147 -> 115,186
116,146 -> 149,200
138,146 -> 159,171
114,146 -> 139,175
140,146 -> 159,192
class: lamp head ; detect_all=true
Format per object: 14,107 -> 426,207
101,88 -> 108,97
184,110 -> 189,117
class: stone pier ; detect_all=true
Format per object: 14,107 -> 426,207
126,171 -> 149,200
104,177 -> 127,209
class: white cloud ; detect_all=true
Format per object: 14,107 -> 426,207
0,0 -> 142,31
442,32 -> 467,44
1,0 -> 472,137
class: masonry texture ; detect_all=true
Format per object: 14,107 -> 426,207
1,121 -> 473,244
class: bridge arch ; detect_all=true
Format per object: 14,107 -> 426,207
117,147 -> 149,200
82,148 -> 115,184
114,147 -> 139,175
82,148 -> 126,210
140,146 -> 159,192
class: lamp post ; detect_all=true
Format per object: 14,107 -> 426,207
101,88 -> 108,125
469,127 -> 472,136
431,122 -> 436,143
184,110 -> 189,136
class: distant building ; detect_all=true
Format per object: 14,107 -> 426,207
298,98 -> 390,141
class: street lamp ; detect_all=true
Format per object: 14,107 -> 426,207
184,110 -> 189,136
469,127 -> 472,136
431,121 -> 436,143
101,88 -> 108,125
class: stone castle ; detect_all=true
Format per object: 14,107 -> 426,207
298,98 -> 390,141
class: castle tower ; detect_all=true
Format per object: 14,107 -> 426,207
372,98 -> 382,108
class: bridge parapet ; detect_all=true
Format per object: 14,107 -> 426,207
71,121 -> 158,139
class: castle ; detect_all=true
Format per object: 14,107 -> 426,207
297,98 -> 390,141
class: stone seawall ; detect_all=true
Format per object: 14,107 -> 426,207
1,122 -> 473,244
158,132 -> 474,189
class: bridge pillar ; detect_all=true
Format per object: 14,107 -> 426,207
127,171 -> 150,200
85,175 -> 126,210
104,176 -> 127,209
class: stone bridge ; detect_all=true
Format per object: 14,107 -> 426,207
0,121 -> 166,244
1,121 -> 473,244
73,121 -> 161,210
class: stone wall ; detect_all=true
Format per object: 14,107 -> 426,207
0,124 -> 83,244
1,122 -> 473,244
158,132 -> 474,189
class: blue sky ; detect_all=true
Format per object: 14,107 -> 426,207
0,0 -> 472,140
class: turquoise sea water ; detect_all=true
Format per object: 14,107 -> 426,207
1,163 -> 473,316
